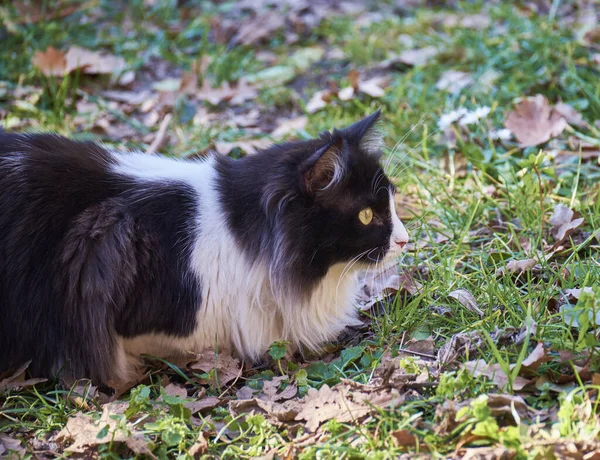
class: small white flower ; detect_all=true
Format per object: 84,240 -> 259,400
458,112 -> 479,126
437,107 -> 468,130
490,128 -> 512,140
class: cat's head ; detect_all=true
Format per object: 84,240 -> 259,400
263,110 -> 409,293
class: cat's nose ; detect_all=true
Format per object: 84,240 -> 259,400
394,239 -> 407,249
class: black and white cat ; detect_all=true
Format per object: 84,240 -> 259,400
0,111 -> 408,386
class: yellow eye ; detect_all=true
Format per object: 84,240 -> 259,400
358,207 -> 373,225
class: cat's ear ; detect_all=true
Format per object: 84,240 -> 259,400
302,137 -> 347,194
342,109 -> 383,156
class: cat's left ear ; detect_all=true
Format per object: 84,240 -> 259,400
342,109 -> 384,157
301,137 -> 347,194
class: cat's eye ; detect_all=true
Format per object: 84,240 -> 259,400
358,207 -> 373,225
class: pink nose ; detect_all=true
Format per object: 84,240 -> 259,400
395,240 -> 407,248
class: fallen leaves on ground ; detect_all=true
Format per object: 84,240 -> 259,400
188,349 -> 243,387
32,46 -> 132,84
448,288 -> 484,317
214,138 -> 272,155
463,360 -> 532,391
0,361 -> 47,392
53,402 -> 153,456
504,94 -> 568,147
435,70 -> 473,94
548,203 -> 584,250
357,265 -> 422,310
230,380 -> 403,432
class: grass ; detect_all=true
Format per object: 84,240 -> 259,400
1,0 -> 600,458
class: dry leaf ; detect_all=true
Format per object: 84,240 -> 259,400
306,90 -> 329,113
437,331 -> 485,365
262,376 -> 298,402
554,102 -> 585,127
357,76 -> 389,98
65,46 -> 127,75
32,46 -> 131,84
521,342 -> 551,371
163,383 -> 188,398
54,402 -> 152,456
358,266 -> 422,310
338,86 -> 355,101
504,95 -> 568,147
0,434 -> 26,459
448,288 -> 484,317
231,381 -> 402,432
0,361 -> 47,392
196,79 -> 258,106
435,70 -> 473,94
463,360 -> 531,390
32,46 -> 67,77
188,433 -> 208,457
549,203 -> 584,245
189,349 -> 242,386
271,116 -> 308,139
391,429 -> 418,447
495,258 -> 538,277
214,138 -> 271,155
231,12 -> 286,46
381,46 -> 438,67
185,396 -> 221,414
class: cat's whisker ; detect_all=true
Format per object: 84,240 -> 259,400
383,115 -> 428,172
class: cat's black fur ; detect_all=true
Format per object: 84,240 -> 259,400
0,134 -> 201,382
0,111 -> 396,385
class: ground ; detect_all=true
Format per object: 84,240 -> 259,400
1,0 -> 600,459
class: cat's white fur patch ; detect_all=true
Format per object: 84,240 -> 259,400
388,191 -> 409,253
112,152 -> 363,379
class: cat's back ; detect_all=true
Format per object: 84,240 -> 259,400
0,133 -> 202,381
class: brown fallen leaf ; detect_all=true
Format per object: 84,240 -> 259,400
437,331 -> 485,365
271,116 -> 308,140
13,0 -> 81,24
262,376 -> 298,402
305,90 -> 330,114
435,70 -> 473,94
391,429 -> 418,448
231,381 -> 402,432
0,434 -> 26,459
189,349 -> 243,387
463,360 -> 531,391
31,46 -> 67,77
504,95 -> 568,147
214,138 -> 272,156
358,265 -> 422,310
520,342 -> 552,372
185,396 -> 221,414
54,402 -> 153,456
357,76 -> 388,98
32,46 -> 132,84
379,46 -> 438,68
196,79 -> 258,106
554,102 -> 586,127
448,288 -> 484,317
163,382 -> 188,398
549,203 -> 584,247
231,12 -> 286,46
495,258 -> 539,277
188,432 -> 208,457
0,361 -> 47,392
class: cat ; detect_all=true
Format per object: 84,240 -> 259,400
0,111 -> 409,387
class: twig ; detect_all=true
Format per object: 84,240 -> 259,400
147,113 -> 172,154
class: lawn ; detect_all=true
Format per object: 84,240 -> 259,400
1,0 -> 600,458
